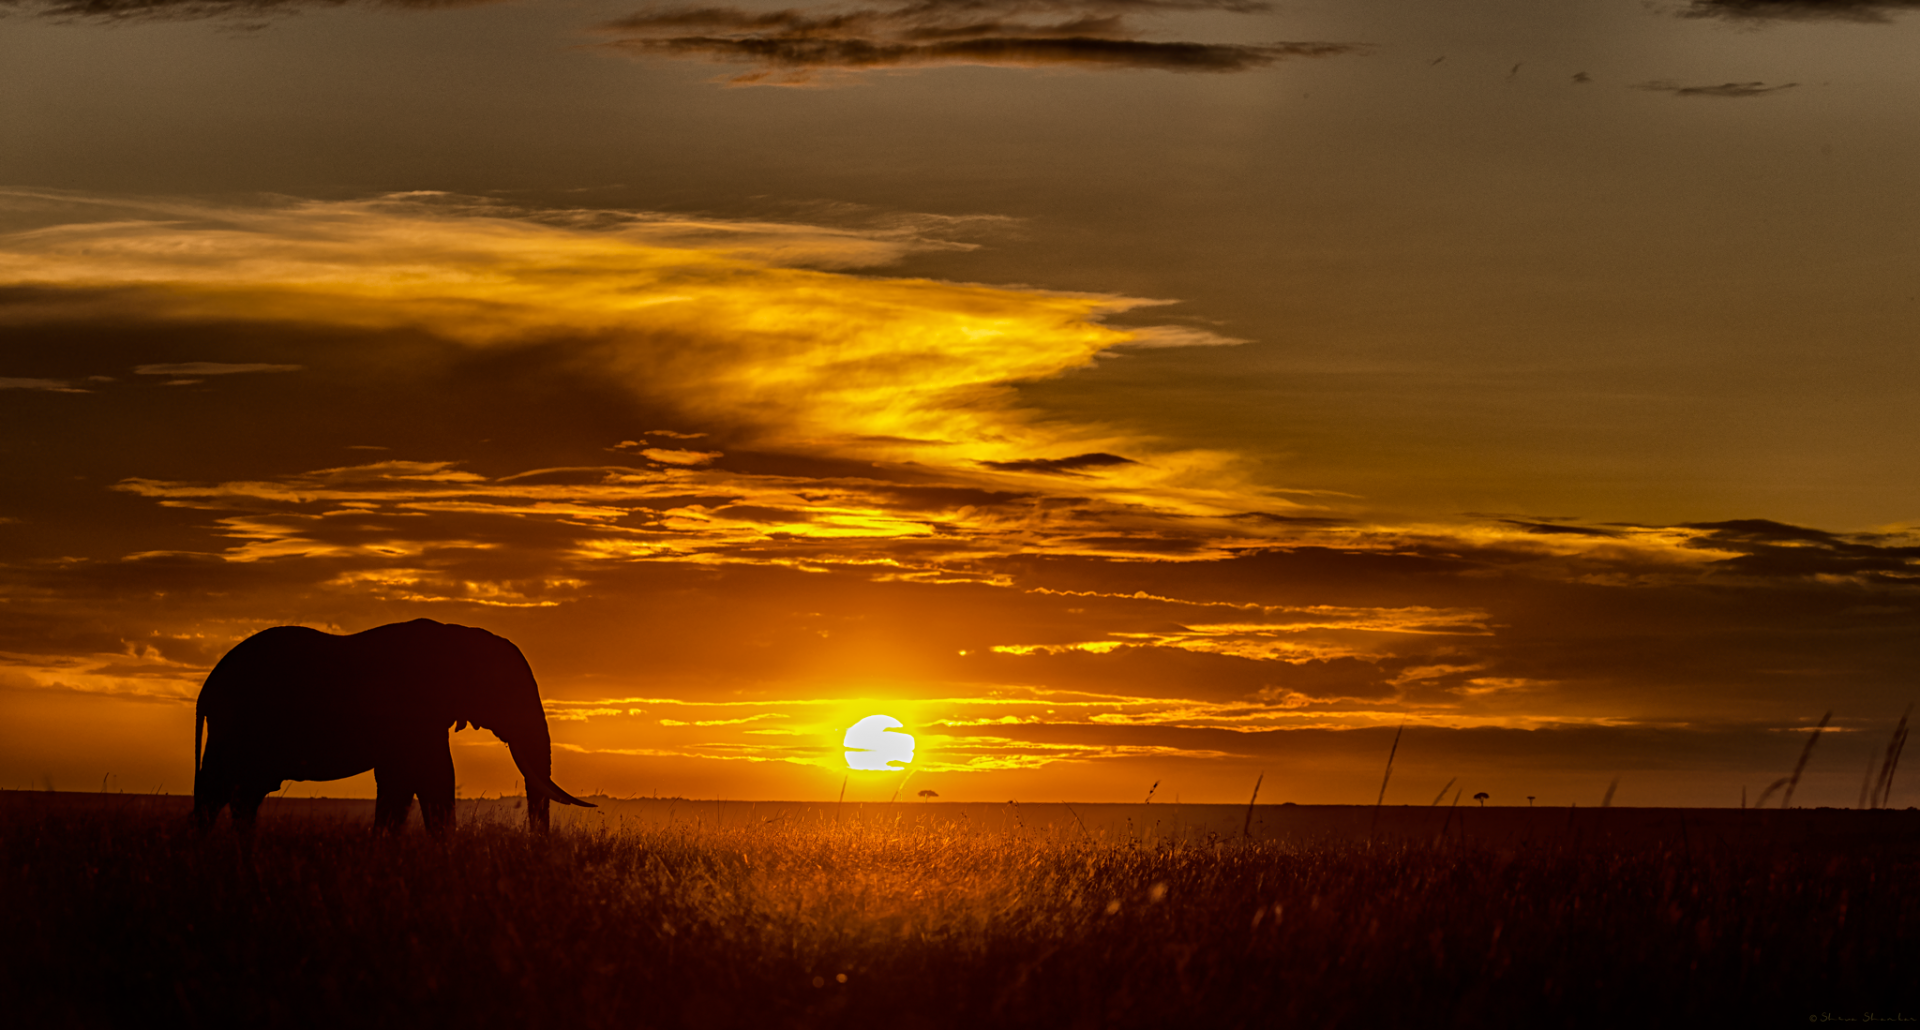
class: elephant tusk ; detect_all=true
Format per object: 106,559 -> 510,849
537,777 -> 596,808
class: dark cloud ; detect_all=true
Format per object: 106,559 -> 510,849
1687,518 -> 1838,545
595,0 -> 1367,83
1057,534 -> 1206,553
979,452 -> 1136,474
6,0 -> 495,21
614,35 -> 1338,75
1678,0 -> 1920,22
1500,520 -> 1620,538
1682,519 -> 1920,579
1635,80 -> 1799,98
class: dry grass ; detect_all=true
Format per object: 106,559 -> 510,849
2,800 -> 1915,1028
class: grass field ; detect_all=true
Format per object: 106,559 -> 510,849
3,792 -> 1915,1028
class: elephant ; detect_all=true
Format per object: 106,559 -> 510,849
193,618 -> 595,833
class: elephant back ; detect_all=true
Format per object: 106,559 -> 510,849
199,626 -> 349,719
350,619 -> 533,701
198,619 -> 535,731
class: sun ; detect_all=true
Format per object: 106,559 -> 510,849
843,715 -> 915,771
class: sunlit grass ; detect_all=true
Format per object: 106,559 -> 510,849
2,799 -> 1914,1027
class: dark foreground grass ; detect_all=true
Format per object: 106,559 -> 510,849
3,803 -> 1915,1029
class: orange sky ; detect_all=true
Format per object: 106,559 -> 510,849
2,0 -> 1917,807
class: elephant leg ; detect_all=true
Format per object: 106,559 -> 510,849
374,730 -> 454,834
418,737 -> 455,836
229,779 -> 278,828
374,771 -> 415,833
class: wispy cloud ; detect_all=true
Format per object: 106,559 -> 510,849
593,0 -> 1368,85
81,449 -> 1920,729
1635,80 -> 1799,98
0,376 -> 88,393
5,0 -> 499,23
659,712 -> 791,726
134,362 -> 304,376
1677,0 -> 1920,22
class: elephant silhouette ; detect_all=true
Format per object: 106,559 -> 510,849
194,618 -> 595,832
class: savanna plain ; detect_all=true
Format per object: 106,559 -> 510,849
2,792 -> 1915,1029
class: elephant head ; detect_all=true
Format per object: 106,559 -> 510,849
436,624 -> 595,831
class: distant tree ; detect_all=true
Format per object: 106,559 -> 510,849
917,789 -> 939,800
1473,792 -> 1489,807
1527,796 -> 1535,807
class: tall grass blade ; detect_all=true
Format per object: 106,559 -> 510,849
1754,777 -> 1791,810
1781,711 -> 1832,809
1061,802 -> 1093,841
1601,778 -> 1618,809
1375,724 -> 1404,808
1439,785 -> 1463,839
1871,705 -> 1910,809
1370,724 -> 1403,838
1242,773 -> 1263,841
1430,777 -> 1455,807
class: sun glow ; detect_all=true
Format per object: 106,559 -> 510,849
843,715 -> 915,771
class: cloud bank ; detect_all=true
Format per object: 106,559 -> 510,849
0,188 -> 1249,495
594,0 -> 1367,85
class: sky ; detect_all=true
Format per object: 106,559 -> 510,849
1,0 -> 1916,808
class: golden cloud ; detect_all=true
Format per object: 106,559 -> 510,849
0,189 -> 1283,519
